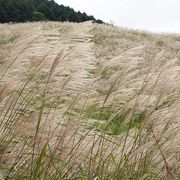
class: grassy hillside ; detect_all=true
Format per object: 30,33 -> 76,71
0,21 -> 179,179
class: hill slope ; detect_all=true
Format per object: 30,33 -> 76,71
0,22 -> 179,179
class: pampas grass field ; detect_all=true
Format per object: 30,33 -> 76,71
0,21 -> 179,179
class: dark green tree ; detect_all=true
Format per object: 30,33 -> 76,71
0,0 -> 102,24
32,11 -> 46,21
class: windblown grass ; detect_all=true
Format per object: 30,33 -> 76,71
0,21 -> 179,179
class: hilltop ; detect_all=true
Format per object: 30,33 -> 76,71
0,0 -> 103,23
0,22 -> 179,179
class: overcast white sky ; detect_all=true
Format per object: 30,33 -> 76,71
55,0 -> 180,33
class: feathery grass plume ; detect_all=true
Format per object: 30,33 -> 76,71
0,83 -> 9,103
48,48 -> 68,80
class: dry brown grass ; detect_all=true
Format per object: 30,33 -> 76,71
0,21 -> 179,179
